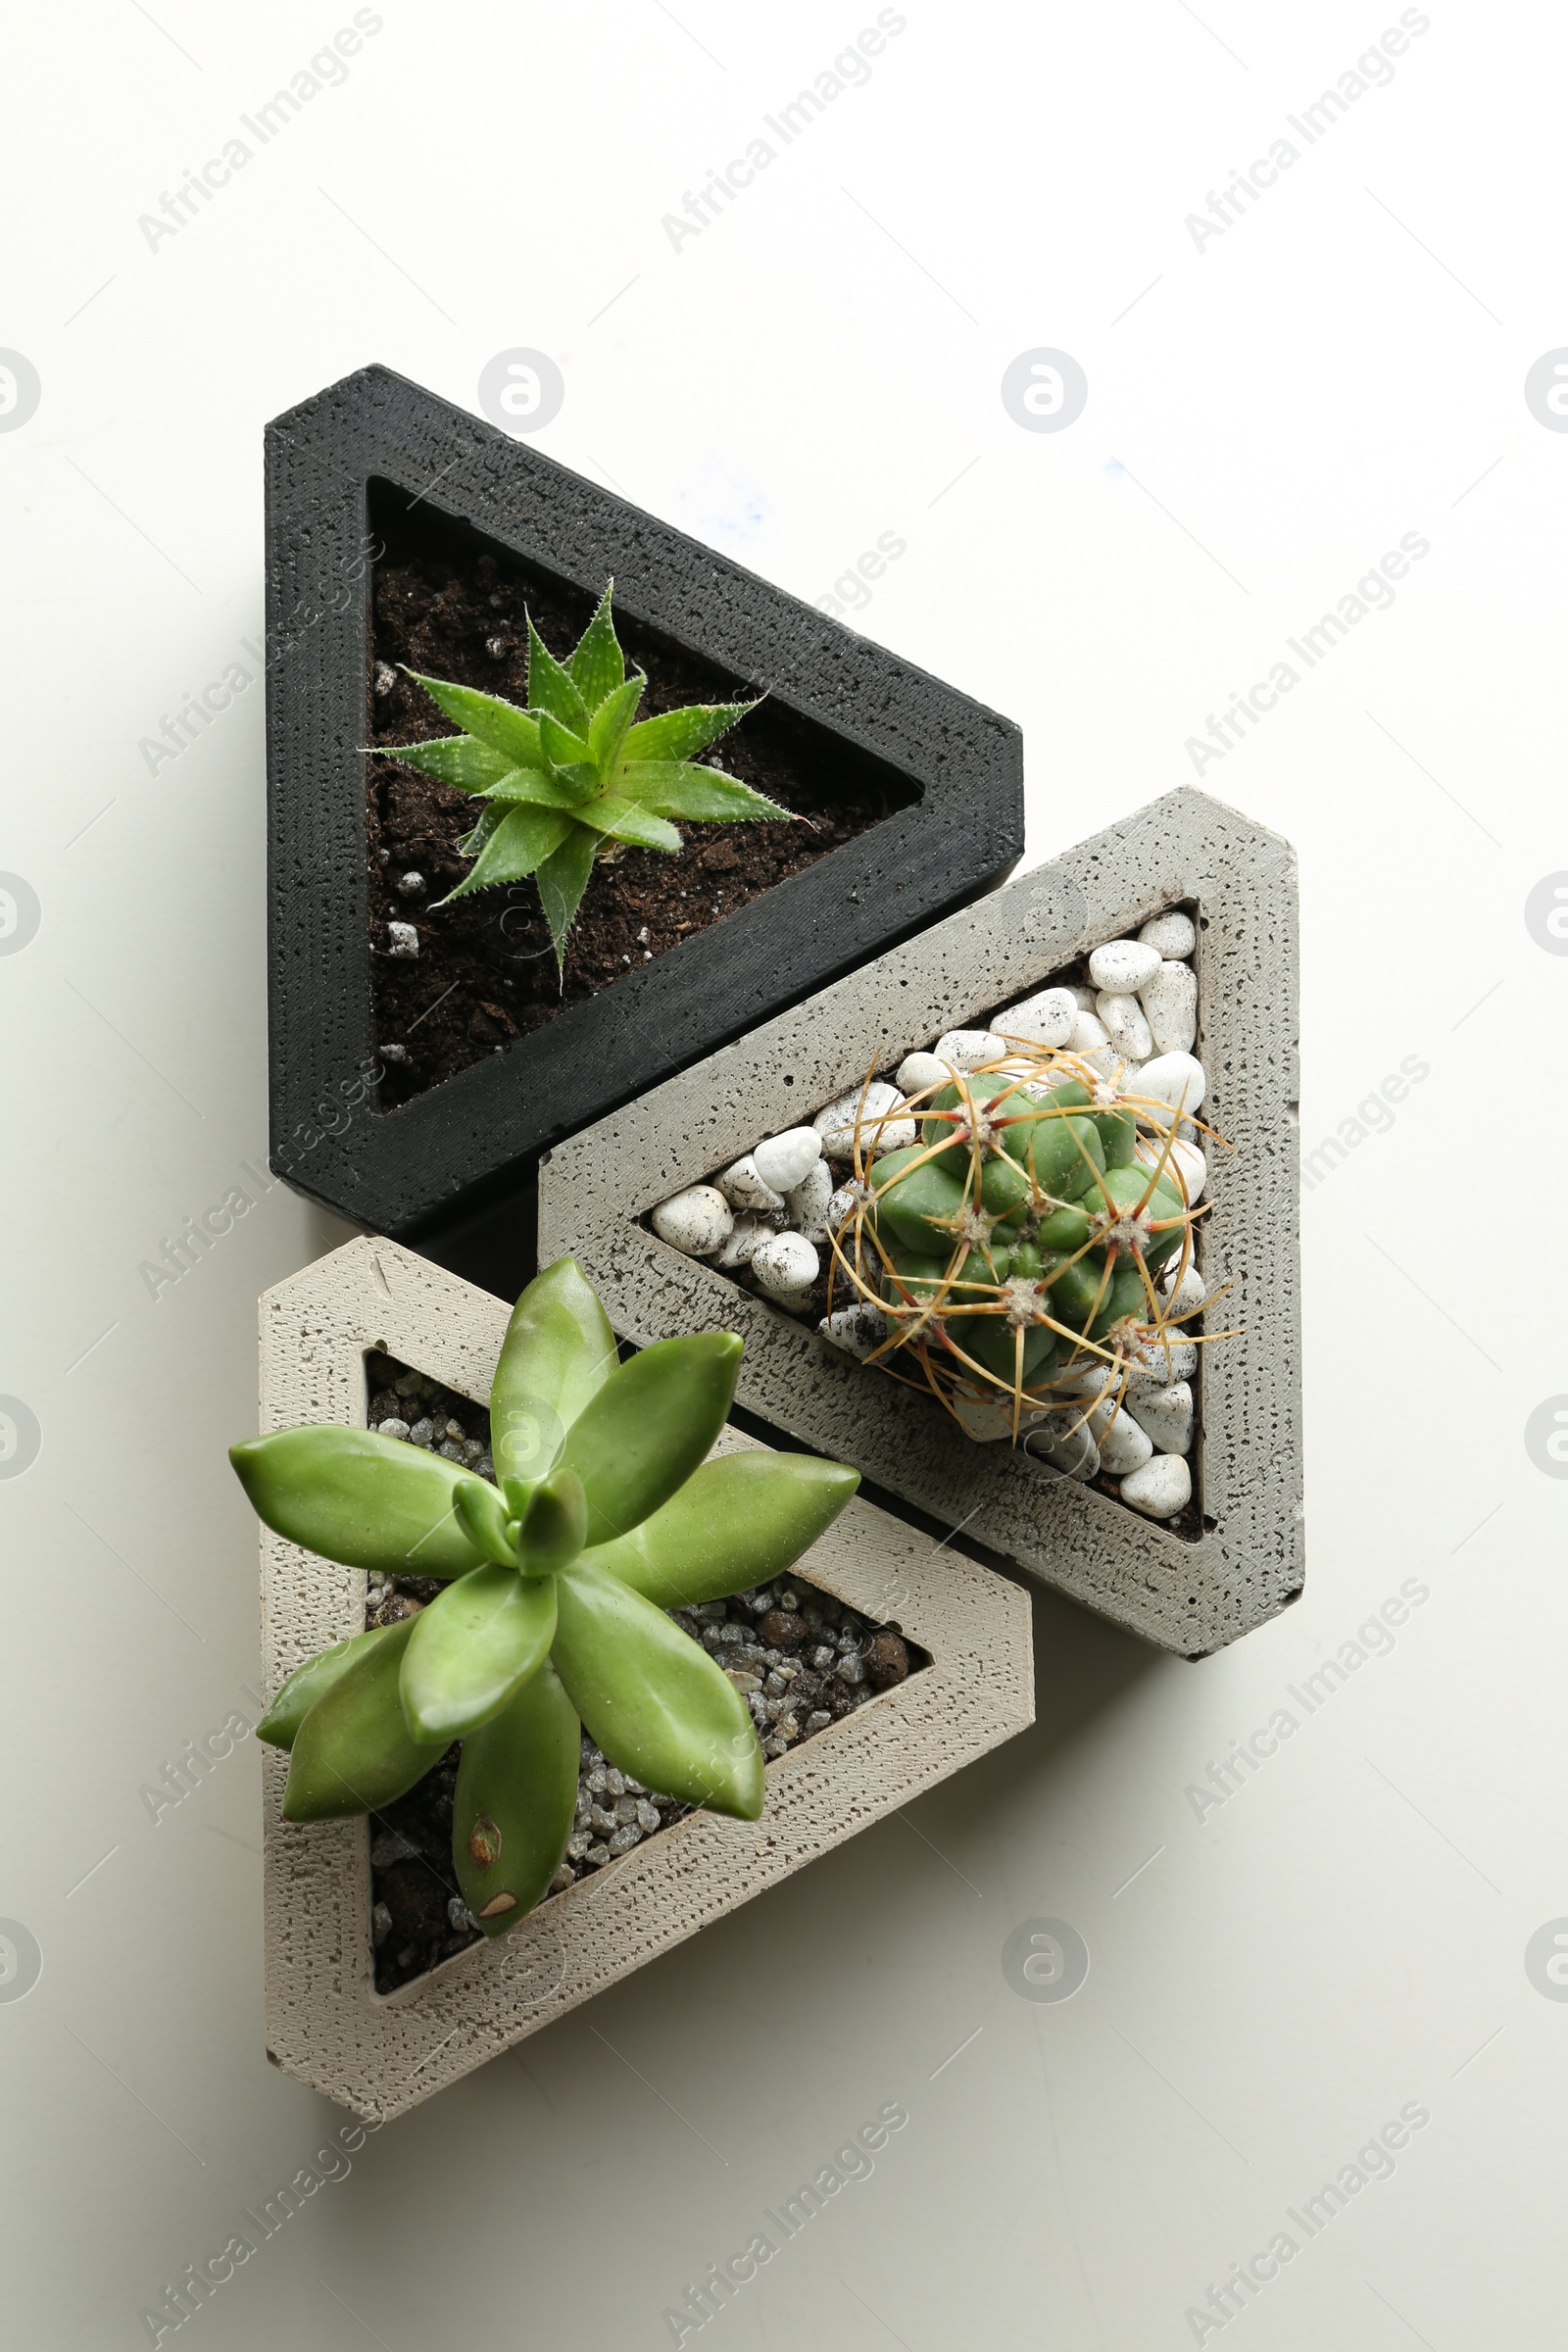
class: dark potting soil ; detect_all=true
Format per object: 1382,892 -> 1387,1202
364,491 -> 920,1111
361,1352 -> 928,1995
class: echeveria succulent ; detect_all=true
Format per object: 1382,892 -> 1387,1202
231,1258 -> 858,1932
378,583 -> 790,973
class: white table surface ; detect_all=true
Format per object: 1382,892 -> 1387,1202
5,5 -> 1561,2345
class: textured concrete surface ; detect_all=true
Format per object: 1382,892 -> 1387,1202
539,787 -> 1301,1657
257,1238 -> 1034,2118
265,366 -> 1023,1239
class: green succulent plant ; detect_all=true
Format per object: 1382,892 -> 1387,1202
378,583 -> 791,975
231,1258 -> 859,1933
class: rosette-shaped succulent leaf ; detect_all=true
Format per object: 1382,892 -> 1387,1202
376,584 -> 792,976
232,1257 -> 859,1930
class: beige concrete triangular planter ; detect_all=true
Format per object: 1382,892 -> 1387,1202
256,1237 -> 1032,2119
537,787 -> 1301,1659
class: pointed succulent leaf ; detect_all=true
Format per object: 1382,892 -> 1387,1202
575,797 -> 683,854
457,802 -> 507,859
617,760 -> 791,824
282,1618 -> 443,1821
256,1626 -> 401,1751
535,825 -> 599,975
586,673 -> 644,772
620,700 -> 758,765
558,1332 -> 744,1546
537,710 -> 593,772
376,736 -> 516,794
454,1662 -> 580,1933
589,1453 -> 859,1609
229,1428 -> 487,1579
404,672 -> 543,769
490,1256 -> 619,1480
515,1467 -> 587,1577
525,615 -> 591,732
552,1556 -> 764,1819
453,1477 -> 521,1567
399,1563 -> 557,1743
566,583 -> 625,712
480,766 -> 588,810
432,805 -> 574,904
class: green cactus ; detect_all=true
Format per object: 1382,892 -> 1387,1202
377,583 -> 791,977
829,1046 -> 1215,1438
233,1258 -> 859,1933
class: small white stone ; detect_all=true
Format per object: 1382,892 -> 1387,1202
949,1390 -> 1014,1443
387,921 -> 419,958
716,1153 -> 786,1213
1096,992 -> 1153,1062
1120,1453 -> 1192,1518
651,1185 -> 733,1255
896,1051 -> 952,1098
996,987 -> 1077,1050
1069,1010 -> 1108,1055
819,1304 -> 887,1358
754,1127 -> 822,1192
1137,1135 -> 1206,1203
1089,939 -> 1161,995
1068,984 -> 1098,1011
814,1083 -> 913,1161
826,1183 -> 867,1237
1139,959 -> 1198,1055
1127,1338 -> 1198,1392
933,1029 -> 1007,1072
1097,1407 -> 1154,1475
1138,910 -> 1197,959
1160,1262 -> 1207,1322
1136,1052 -> 1206,1122
713,1213 -> 768,1269
1022,1407 -> 1100,1480
786,1160 -> 834,1243
1128,1381 -> 1194,1454
752,1231 -> 819,1298
396,870 -> 425,900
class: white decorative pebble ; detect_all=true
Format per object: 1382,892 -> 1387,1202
1023,1407 -> 1099,1480
1128,1381 -> 1194,1455
818,1304 -> 888,1358
786,1160 -> 834,1243
1127,1338 -> 1198,1391
1137,1135 -> 1206,1203
754,1127 -> 822,1192
751,1231 -> 819,1298
1097,1407 -> 1154,1475
1139,959 -> 1198,1054
716,1152 -> 786,1213
896,1052 -> 951,1098
1120,1453 -> 1192,1518
996,987 -> 1077,1050
387,921 -> 419,957
826,1183 -> 866,1236
1069,1009 -> 1108,1055
1138,909 -> 1197,959
1069,985 -> 1098,1011
949,1390 -> 1013,1443
1096,992 -> 1153,1062
1089,939 -> 1161,994
1160,1263 -> 1207,1321
713,1213 -> 768,1269
814,1083 -> 913,1161
651,1185 -> 733,1255
932,1029 -> 1007,1072
1136,1052 -> 1207,1122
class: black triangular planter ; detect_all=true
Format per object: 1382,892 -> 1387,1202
265,365 -> 1024,1240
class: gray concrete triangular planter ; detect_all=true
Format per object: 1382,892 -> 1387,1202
256,1237 -> 1032,2119
537,787 -> 1302,1658
265,365 -> 1023,1242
